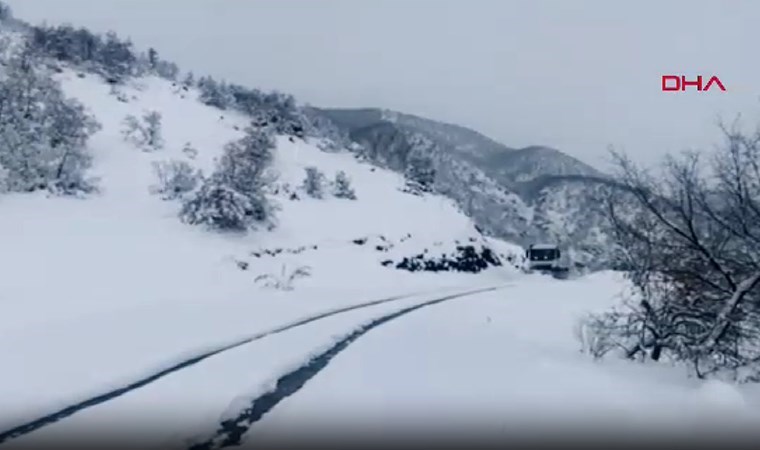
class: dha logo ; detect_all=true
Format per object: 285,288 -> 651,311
661,75 -> 726,92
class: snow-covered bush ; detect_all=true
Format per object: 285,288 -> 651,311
332,170 -> 356,199
150,160 -> 202,200
180,126 -> 277,231
180,175 -> 258,231
197,76 -> 234,110
109,84 -> 129,103
0,45 -> 101,195
121,111 -> 163,151
142,111 -> 164,150
574,312 -> 629,359
302,166 -> 326,199
404,148 -> 436,195
254,264 -> 312,291
181,142 -> 198,159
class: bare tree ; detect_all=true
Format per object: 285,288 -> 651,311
588,121 -> 760,381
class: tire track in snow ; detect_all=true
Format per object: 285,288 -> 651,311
0,286 -> 471,446
189,285 -> 506,450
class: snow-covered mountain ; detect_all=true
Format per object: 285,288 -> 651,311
311,107 -> 617,266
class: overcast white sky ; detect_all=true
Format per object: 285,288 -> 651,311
5,0 -> 759,169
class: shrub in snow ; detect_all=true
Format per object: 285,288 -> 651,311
302,166 -> 326,199
121,115 -> 141,142
197,76 -> 234,110
574,313 -> 626,359
180,126 -> 277,231
121,111 -> 164,151
182,71 -> 195,87
182,142 -> 198,159
332,170 -> 356,199
142,111 -> 164,150
109,84 -> 129,103
254,264 -> 312,291
180,175 -> 258,231
150,160 -> 202,200
0,45 -> 101,195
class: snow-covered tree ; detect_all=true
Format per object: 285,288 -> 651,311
404,149 -> 436,194
96,31 -> 136,81
198,76 -> 234,110
332,170 -> 356,199
0,1 -> 12,21
121,115 -> 142,143
150,160 -> 202,200
302,166 -> 326,199
180,175 -> 257,231
0,45 -> 101,195
147,47 -> 158,71
586,126 -> 760,381
0,165 -> 8,194
143,111 -> 163,151
183,71 -> 195,87
120,111 -> 163,151
180,126 -> 277,231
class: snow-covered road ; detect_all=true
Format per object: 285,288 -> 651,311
3,285 -> 508,449
242,274 -> 760,445
5,273 -> 760,449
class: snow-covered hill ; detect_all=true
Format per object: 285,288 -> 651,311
0,55 -> 527,432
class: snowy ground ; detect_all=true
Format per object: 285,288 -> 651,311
6,272 -> 760,448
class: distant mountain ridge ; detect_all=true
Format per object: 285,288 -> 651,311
309,106 -> 618,268
315,107 -> 603,183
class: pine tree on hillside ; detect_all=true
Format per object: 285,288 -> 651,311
333,170 -> 356,199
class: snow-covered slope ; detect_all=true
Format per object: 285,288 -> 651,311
308,107 -> 619,262
0,68 -> 523,432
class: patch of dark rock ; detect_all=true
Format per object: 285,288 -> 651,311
392,245 -> 502,274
